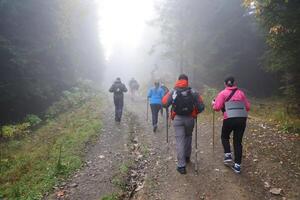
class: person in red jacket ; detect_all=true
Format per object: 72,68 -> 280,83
162,74 -> 204,174
212,76 -> 250,174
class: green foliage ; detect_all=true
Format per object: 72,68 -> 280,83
202,86 -> 218,112
101,193 -> 119,200
251,98 -> 300,134
1,123 -> 30,138
157,0 -> 276,96
244,0 -> 300,100
0,0 -> 103,123
24,114 -> 42,127
0,94 -> 102,199
45,81 -> 95,119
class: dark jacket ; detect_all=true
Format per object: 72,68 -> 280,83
162,79 -> 204,119
129,79 -> 139,90
109,80 -> 128,99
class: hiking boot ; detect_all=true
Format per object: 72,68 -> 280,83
224,153 -> 233,166
177,166 -> 186,174
153,125 -> 157,133
185,157 -> 191,163
231,163 -> 241,174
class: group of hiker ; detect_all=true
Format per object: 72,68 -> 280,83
109,74 -> 250,175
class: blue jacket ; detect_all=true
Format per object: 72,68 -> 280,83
148,87 -> 164,105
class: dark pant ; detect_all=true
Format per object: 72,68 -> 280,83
114,96 -> 124,122
150,104 -> 161,127
221,117 -> 247,164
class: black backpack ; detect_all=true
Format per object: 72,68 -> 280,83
172,88 -> 194,115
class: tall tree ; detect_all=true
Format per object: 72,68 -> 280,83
244,0 -> 300,103
0,0 -> 104,123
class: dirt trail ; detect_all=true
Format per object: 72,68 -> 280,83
47,96 -> 300,200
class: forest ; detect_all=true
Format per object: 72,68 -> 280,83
0,0 -> 299,199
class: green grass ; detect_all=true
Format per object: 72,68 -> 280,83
0,95 -> 102,199
101,193 -> 119,200
251,98 -> 300,134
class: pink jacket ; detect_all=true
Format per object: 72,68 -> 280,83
213,86 -> 250,119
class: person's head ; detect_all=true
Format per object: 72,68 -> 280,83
178,74 -> 188,81
116,77 -> 121,82
224,76 -> 235,87
154,81 -> 160,88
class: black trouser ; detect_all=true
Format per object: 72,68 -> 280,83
150,104 -> 161,127
221,117 -> 247,164
114,96 -> 124,122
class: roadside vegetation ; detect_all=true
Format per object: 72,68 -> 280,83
0,84 -> 102,199
202,86 -> 299,134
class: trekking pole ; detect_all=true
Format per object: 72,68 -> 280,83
146,98 -> 149,122
195,116 -> 198,173
166,108 -> 169,143
212,110 -> 215,154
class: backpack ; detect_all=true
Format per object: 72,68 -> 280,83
172,88 -> 194,115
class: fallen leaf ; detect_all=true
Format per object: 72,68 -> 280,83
56,190 -> 65,197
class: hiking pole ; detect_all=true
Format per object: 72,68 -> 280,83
212,110 -> 215,154
195,116 -> 198,173
146,98 -> 149,122
166,109 -> 168,143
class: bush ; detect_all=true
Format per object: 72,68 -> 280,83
203,85 -> 218,112
1,123 -> 30,138
24,114 -> 42,127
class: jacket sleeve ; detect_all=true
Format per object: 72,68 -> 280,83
162,90 -> 173,108
242,91 -> 250,111
147,88 -> 152,98
109,84 -> 115,93
122,84 -> 128,93
193,92 -> 205,113
213,91 -> 226,111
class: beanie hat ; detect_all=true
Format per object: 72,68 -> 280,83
178,74 -> 188,81
224,76 -> 235,87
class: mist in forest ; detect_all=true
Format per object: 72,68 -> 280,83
1,0 -> 299,123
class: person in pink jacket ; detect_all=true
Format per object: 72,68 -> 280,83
212,76 -> 250,174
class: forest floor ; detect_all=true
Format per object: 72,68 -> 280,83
46,95 -> 300,200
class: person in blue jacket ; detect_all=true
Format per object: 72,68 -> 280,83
147,81 -> 165,132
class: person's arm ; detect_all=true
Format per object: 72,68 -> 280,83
212,91 -> 226,111
147,88 -> 152,99
122,84 -> 128,93
193,91 -> 205,113
162,90 -> 173,108
242,91 -> 250,111
109,84 -> 115,93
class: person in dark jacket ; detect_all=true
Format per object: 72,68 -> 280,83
162,74 -> 205,174
129,78 -> 139,101
160,83 -> 169,116
109,77 -> 128,122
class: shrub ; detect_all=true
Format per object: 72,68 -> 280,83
24,114 -> 42,127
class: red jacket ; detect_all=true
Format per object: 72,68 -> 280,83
162,80 -> 204,119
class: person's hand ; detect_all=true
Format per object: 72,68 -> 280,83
211,99 -> 215,106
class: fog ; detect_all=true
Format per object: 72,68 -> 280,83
1,0 -> 297,122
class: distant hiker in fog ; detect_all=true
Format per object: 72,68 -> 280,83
109,77 -> 128,123
147,81 -> 165,132
160,83 -> 169,116
129,78 -> 139,101
162,74 -> 204,174
212,76 -> 250,174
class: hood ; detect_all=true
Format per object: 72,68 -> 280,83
114,80 -> 122,84
226,86 -> 237,90
174,80 -> 189,88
